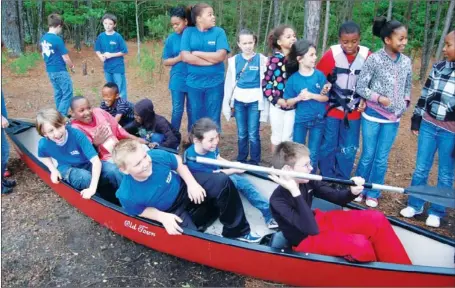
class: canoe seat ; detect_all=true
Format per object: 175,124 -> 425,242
269,231 -> 291,250
187,200 -> 219,232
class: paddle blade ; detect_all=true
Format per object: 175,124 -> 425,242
405,185 -> 455,209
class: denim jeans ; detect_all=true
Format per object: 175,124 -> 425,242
187,83 -> 224,130
170,90 -> 191,132
293,116 -> 326,173
356,117 -> 399,199
48,71 -> 73,116
234,100 -> 261,165
59,160 -> 123,191
1,128 -> 9,180
319,117 -> 361,179
407,120 -> 455,218
105,72 -> 127,100
229,174 -> 272,222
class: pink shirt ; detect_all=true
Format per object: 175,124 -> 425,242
71,108 -> 131,161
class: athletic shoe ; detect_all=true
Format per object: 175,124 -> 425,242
1,185 -> 13,194
236,232 -> 262,243
365,197 -> 378,208
400,206 -> 423,218
267,218 -> 279,229
2,179 -> 16,188
354,195 -> 364,203
425,215 -> 440,228
3,169 -> 11,177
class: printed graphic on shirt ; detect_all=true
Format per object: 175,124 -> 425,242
70,150 -> 80,156
208,41 -> 216,45
41,40 -> 54,58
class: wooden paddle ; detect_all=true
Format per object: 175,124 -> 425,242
185,156 -> 455,209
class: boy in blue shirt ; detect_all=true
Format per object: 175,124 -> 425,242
40,13 -> 75,117
112,139 -> 261,242
36,108 -> 123,203
95,14 -> 129,100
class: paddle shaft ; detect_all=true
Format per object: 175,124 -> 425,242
191,157 -> 404,193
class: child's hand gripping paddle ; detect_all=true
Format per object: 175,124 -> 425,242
185,156 -> 455,209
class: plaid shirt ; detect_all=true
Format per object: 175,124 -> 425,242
100,98 -> 135,121
413,61 -> 455,125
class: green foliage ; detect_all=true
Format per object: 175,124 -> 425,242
131,44 -> 159,82
144,15 -> 173,40
9,52 -> 41,75
1,53 -> 7,66
74,87 -> 83,97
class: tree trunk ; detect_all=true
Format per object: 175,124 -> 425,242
136,0 -> 141,63
373,0 -> 379,17
284,1 -> 291,24
435,0 -> 455,60
237,0 -> 244,34
420,1 -> 432,83
427,0 -> 443,61
304,0 -> 322,45
36,0 -> 45,48
84,0 -> 96,47
341,0 -> 354,22
322,0 -> 330,53
387,0 -> 393,21
273,0 -> 280,27
263,0 -> 273,50
218,0 -> 224,27
405,0 -> 414,26
25,5 -> 34,44
73,0 -> 81,50
257,0 -> 264,45
17,0 -> 25,51
1,0 -> 23,57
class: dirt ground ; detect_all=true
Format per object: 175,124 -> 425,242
1,42 -> 454,287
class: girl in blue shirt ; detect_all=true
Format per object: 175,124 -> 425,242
180,3 -> 230,130
284,39 -> 330,172
163,7 -> 190,133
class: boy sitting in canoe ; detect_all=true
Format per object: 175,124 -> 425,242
111,139 -> 261,243
36,108 -> 123,201
70,96 -> 146,161
269,141 -> 411,264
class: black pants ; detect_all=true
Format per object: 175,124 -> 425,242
166,172 -> 250,238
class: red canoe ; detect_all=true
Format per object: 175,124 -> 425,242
6,120 -> 455,287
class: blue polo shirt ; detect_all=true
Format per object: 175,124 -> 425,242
40,32 -> 68,72
2,91 -> 8,118
184,145 -> 219,173
235,53 -> 261,89
116,149 -> 181,215
180,26 -> 230,89
38,126 -> 98,173
95,32 -> 128,74
284,69 -> 327,123
163,32 -> 187,92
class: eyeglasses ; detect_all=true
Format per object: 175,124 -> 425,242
295,162 -> 313,170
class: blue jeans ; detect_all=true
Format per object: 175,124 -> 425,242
60,161 -> 123,191
408,120 -> 455,218
187,83 -> 224,129
229,174 -> 272,222
105,72 -> 127,100
293,116 -> 325,173
356,117 -> 399,199
48,71 -> 73,116
1,129 -> 9,180
234,100 -> 261,165
319,117 -> 360,179
170,90 -> 191,132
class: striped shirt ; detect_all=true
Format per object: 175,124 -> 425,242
100,98 -> 135,122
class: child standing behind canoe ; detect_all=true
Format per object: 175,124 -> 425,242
36,108 -> 123,201
269,141 -> 411,264
184,118 -> 278,229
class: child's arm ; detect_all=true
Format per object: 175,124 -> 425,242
80,156 -> 102,199
355,56 -> 390,107
411,65 -> 436,133
163,54 -> 182,66
263,56 -> 288,108
62,54 -> 75,72
40,157 -> 62,184
191,50 -> 227,64
175,154 -> 207,204
95,51 -> 105,62
312,177 -> 364,205
214,155 -> 245,175
157,120 -> 180,149
139,207 -> 183,235
114,114 -> 123,123
103,51 -> 126,59
181,51 -> 214,66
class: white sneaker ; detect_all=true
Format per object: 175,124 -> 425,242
365,197 -> 378,208
354,195 -> 364,202
425,215 -> 441,228
400,206 -> 423,218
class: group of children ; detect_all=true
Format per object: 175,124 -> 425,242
25,2 -> 454,265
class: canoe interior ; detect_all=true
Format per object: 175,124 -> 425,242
12,125 -> 455,270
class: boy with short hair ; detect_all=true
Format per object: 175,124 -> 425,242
95,13 -> 129,99
112,139 -> 261,242
269,141 -> 411,264
100,82 -> 134,127
40,13 -> 75,116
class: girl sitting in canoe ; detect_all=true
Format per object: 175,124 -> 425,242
184,117 -> 278,229
36,107 -> 123,201
70,96 -> 146,161
268,141 -> 411,264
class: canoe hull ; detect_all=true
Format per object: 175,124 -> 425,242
10,134 -> 455,287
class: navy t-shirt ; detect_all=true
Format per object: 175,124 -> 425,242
38,126 -> 98,173
116,149 -> 181,215
95,32 -> 128,74
184,144 -> 219,173
40,32 -> 68,73
284,70 -> 327,123
235,53 -> 261,89
162,32 -> 187,92
180,26 -> 230,89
